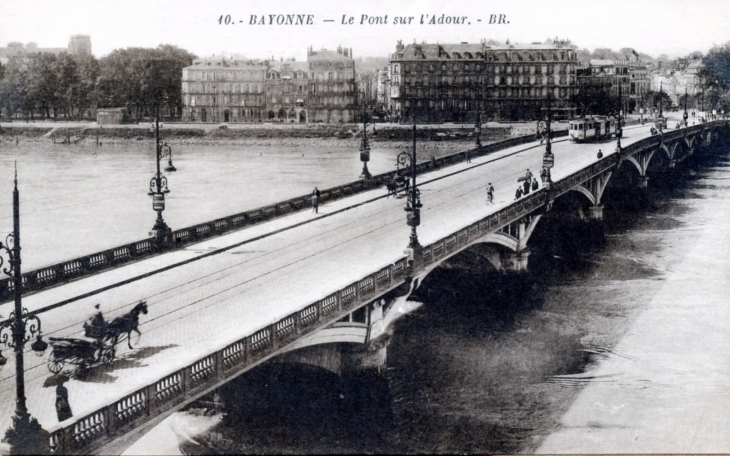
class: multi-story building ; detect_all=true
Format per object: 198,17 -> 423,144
628,62 -> 650,107
307,46 -> 356,123
389,39 -> 579,122
181,57 -> 267,122
579,59 -> 631,97
67,35 -> 92,55
0,35 -> 92,64
181,46 -> 356,123
265,60 -> 310,122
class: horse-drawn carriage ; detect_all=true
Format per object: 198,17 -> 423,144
386,174 -> 411,198
46,301 -> 148,376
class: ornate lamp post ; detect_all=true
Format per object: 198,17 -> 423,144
538,92 -> 554,187
148,100 -> 176,241
0,165 -> 50,454
396,118 -> 423,249
616,84 -> 623,151
474,102 -> 483,153
359,93 -> 372,180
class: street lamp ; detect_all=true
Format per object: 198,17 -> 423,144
616,84 -> 623,151
683,87 -> 689,126
148,100 -> 176,241
474,101 -> 483,153
359,93 -> 372,180
396,118 -> 423,249
539,92 -> 554,187
0,165 -> 50,454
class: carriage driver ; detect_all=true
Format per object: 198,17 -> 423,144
87,304 -> 107,361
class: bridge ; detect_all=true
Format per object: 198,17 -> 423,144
0,118 -> 727,454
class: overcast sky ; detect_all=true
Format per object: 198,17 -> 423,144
1,0 -> 728,61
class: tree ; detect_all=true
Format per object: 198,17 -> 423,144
699,42 -> 730,92
97,45 -> 195,119
25,53 -> 59,119
645,90 -> 673,113
0,54 -> 31,119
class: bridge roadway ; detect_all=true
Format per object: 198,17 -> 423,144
0,119 -> 698,452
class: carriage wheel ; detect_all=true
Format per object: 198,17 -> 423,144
47,352 -> 64,374
75,362 -> 89,379
102,347 -> 115,365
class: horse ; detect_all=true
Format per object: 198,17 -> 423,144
386,180 -> 398,198
105,301 -> 148,350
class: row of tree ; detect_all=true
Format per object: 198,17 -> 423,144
0,44 -> 196,121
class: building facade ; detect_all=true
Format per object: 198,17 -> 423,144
181,47 -> 356,123
67,35 -> 92,55
181,58 -> 267,123
389,39 -> 579,122
577,59 -> 631,98
0,35 -> 92,64
307,46 -> 356,123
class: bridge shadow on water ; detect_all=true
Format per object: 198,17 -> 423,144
181,148 -> 729,454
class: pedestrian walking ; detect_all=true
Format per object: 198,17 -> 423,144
431,155 -> 437,169
540,168 -> 547,183
597,149 -> 603,159
466,149 -> 471,163
515,186 -> 523,200
486,183 -> 495,204
531,178 -> 539,191
525,168 -> 534,182
56,381 -> 73,422
312,187 -> 320,214
523,178 -> 531,195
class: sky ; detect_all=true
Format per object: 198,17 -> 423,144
1,0 -> 729,61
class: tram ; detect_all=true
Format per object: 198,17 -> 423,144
568,116 -> 614,143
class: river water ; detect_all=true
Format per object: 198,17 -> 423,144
167,145 -> 730,454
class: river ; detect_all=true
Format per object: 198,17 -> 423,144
151,144 -> 729,453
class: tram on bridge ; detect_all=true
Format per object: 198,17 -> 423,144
568,116 -> 614,143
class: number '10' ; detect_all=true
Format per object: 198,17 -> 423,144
218,15 -> 232,25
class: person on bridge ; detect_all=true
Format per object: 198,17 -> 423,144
523,178 -> 531,196
597,149 -> 603,159
524,169 -> 534,182
531,178 -> 539,192
486,183 -> 495,204
86,304 -> 107,362
56,380 -> 73,422
540,168 -> 548,183
515,186 -> 523,200
312,187 -> 321,214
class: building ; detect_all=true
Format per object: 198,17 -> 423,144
68,35 -> 92,56
579,59 -> 631,97
181,46 -> 356,123
181,57 -> 267,123
389,39 -> 579,122
628,62 -> 650,108
265,60 -> 310,122
307,46 -> 356,123
0,36 -> 92,64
